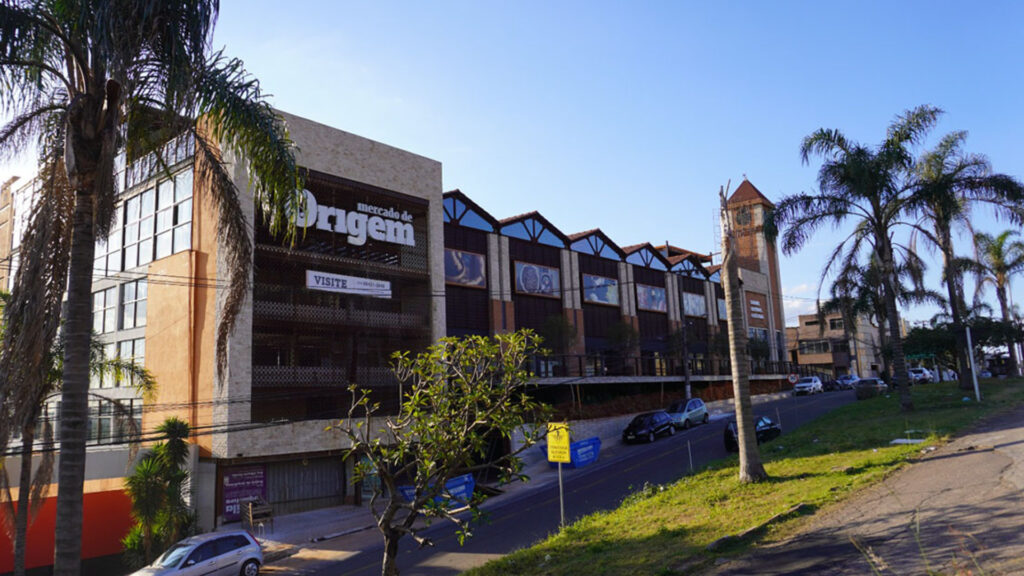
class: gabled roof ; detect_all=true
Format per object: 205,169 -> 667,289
654,243 -> 713,263
498,210 -> 569,247
727,179 -> 773,207
568,228 -> 625,260
668,254 -> 710,278
443,189 -> 499,230
622,242 -> 671,270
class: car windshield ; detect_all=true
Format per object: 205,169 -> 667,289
153,542 -> 192,568
798,377 -> 815,384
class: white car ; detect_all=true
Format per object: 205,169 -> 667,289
908,367 -> 932,384
792,376 -> 823,395
129,531 -> 262,576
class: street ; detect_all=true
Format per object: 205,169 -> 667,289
266,391 -> 854,575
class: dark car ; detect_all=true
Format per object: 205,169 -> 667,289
622,410 -> 675,444
723,415 -> 782,452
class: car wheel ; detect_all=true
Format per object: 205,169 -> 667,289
682,419 -> 691,430
648,432 -> 655,443
702,413 -> 709,424
240,560 -> 260,576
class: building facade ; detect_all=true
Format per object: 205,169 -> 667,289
785,312 -> 885,378
0,113 -> 792,570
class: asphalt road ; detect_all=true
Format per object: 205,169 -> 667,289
308,391 -> 855,575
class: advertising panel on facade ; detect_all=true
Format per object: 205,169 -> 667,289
683,292 -> 707,317
637,284 -> 667,313
306,270 -> 392,298
222,465 -> 267,522
582,274 -> 619,306
445,249 -> 487,288
515,262 -> 560,298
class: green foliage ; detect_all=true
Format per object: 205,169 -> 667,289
121,418 -> 194,568
333,330 -> 553,571
607,321 -> 639,352
539,315 -> 576,355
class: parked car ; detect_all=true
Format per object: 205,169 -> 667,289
854,377 -> 887,400
836,374 -> 859,390
129,531 -> 262,576
909,367 -> 932,384
622,410 -> 675,443
792,376 -> 823,395
979,369 -> 993,379
723,416 -> 782,452
666,398 -> 709,429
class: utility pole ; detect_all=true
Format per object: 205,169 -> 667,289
682,318 -> 692,399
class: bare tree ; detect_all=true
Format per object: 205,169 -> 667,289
719,183 -> 767,483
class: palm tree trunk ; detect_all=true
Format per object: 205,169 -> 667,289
996,286 -> 1019,376
880,249 -> 913,412
53,188 -> 98,576
720,188 -> 766,483
14,424 -> 34,576
939,231 -> 974,389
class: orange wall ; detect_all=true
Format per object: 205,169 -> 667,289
0,490 -> 133,572
142,154 -> 220,456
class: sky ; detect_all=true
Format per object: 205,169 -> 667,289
3,1 -> 1023,327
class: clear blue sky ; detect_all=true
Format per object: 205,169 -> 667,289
4,1 -> 1023,325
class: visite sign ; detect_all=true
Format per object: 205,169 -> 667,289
290,189 -> 415,247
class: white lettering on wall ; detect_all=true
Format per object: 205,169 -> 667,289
291,189 -> 415,247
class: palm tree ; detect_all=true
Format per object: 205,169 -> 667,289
771,105 -> 943,412
123,417 -> 191,567
823,256 -> 944,379
909,131 -> 1024,387
968,230 -> 1024,375
719,183 -> 766,483
0,4 -> 300,573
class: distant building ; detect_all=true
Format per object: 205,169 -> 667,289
786,312 -> 884,378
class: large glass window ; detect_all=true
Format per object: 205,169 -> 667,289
116,167 -> 193,270
93,287 -> 118,334
121,279 -> 148,329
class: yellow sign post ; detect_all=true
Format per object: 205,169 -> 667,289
547,422 -> 571,528
547,422 -> 571,463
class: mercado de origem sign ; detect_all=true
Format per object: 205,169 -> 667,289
290,188 -> 416,247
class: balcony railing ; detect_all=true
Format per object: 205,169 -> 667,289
527,354 -> 823,380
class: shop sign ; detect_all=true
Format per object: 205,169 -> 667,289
583,274 -> 619,306
307,270 -> 391,298
637,284 -> 667,313
222,465 -> 266,522
290,189 -> 416,247
515,262 -> 560,298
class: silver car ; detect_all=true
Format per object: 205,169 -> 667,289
666,398 -> 709,429
129,530 -> 262,576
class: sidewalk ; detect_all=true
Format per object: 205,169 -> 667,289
239,391 -> 790,569
706,403 -> 1024,575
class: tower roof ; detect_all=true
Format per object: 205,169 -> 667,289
727,179 -> 773,207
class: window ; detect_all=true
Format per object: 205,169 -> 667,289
804,319 -> 819,326
93,287 -> 118,334
798,340 -> 830,354
121,279 -> 148,329
829,318 -> 844,331
117,167 -> 193,270
748,328 -> 768,342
